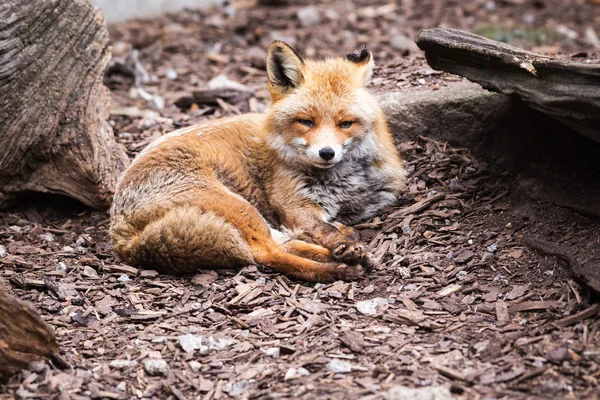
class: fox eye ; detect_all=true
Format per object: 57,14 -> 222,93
297,119 -> 315,128
339,121 -> 354,129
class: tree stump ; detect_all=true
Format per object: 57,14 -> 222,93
0,0 -> 129,209
416,28 -> 600,143
0,279 -> 59,379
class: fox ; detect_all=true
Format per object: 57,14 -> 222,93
109,41 -> 406,282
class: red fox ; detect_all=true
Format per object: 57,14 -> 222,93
110,42 -> 406,282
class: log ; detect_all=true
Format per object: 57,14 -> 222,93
0,0 -> 129,209
0,279 -> 59,380
416,28 -> 600,143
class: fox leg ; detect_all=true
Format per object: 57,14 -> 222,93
191,188 -> 365,281
276,207 -> 375,269
281,240 -> 335,263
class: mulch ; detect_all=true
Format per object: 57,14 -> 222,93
2,0 -> 600,399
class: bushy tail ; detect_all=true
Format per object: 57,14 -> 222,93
110,206 -> 255,274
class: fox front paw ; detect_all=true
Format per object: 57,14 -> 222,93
333,263 -> 365,281
332,242 -> 364,264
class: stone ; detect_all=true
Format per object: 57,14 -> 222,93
109,360 -> 137,369
144,359 -> 169,376
356,298 -> 389,316
389,29 -> 419,53
164,67 -> 178,80
297,6 -> 321,26
82,266 -> 98,278
263,347 -> 280,357
207,74 -> 252,93
327,359 -> 352,373
189,360 -> 202,372
178,334 -> 236,353
385,385 -> 453,400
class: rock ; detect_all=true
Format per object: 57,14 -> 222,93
416,28 -> 600,143
297,6 -> 321,26
109,359 -> 138,369
189,360 -> 202,372
82,266 -> 98,278
0,245 -> 5,258
178,334 -> 236,353
144,359 -> 169,376
75,236 -> 86,246
207,74 -> 252,93
39,232 -> 54,242
116,382 -> 127,391
284,367 -> 310,380
487,243 -> 498,253
327,359 -> 352,373
263,347 -> 280,357
223,380 -> 248,397
385,385 -> 453,400
389,29 -> 419,54
56,262 -> 67,273
117,274 -> 131,283
164,67 -> 178,80
398,267 -> 411,279
356,298 -> 389,316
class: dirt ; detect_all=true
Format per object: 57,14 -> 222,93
2,0 -> 600,399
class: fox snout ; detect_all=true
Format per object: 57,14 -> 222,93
304,132 -> 348,169
318,147 -> 335,161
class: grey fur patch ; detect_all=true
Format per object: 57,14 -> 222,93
299,140 -> 398,225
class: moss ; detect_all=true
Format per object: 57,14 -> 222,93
472,24 -> 565,46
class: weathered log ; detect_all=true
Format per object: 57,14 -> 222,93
416,28 -> 600,143
0,0 -> 129,209
0,279 -> 59,380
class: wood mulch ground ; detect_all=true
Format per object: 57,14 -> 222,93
2,1 -> 600,399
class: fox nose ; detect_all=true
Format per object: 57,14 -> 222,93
319,147 -> 335,161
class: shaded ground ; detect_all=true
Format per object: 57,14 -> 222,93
2,0 -> 600,399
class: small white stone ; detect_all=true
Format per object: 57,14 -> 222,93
327,359 -> 352,373
179,334 -> 206,353
82,266 -> 98,278
144,359 -> 169,376
372,326 -> 391,334
487,243 -> 498,253
297,6 -> 321,26
356,298 -> 389,316
263,347 -> 280,357
118,274 -> 131,282
109,359 -> 137,369
0,245 -> 6,258
62,246 -> 74,252
398,267 -> 411,279
39,232 -> 54,242
56,262 -> 67,272
189,360 -> 202,372
164,67 -> 178,80
76,236 -> 86,246
116,382 -> 127,391
207,74 -> 252,92
386,385 -> 452,400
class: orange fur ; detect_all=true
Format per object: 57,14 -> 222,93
110,42 -> 405,282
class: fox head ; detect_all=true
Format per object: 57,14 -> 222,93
265,41 -> 384,170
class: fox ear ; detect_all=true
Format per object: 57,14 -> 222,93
267,41 -> 304,93
346,46 -> 374,86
